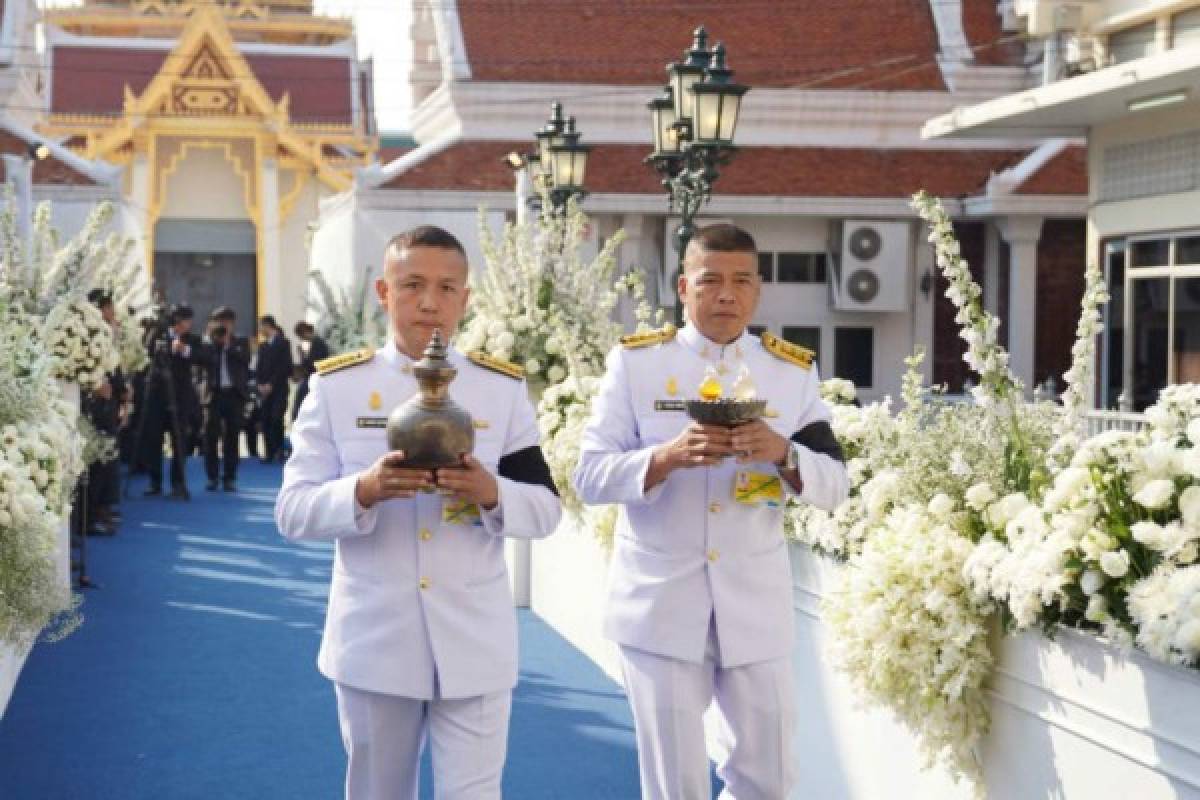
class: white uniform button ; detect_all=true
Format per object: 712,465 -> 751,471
419,528 -> 432,541
708,501 -> 722,514
418,577 -> 431,590
707,549 -> 719,563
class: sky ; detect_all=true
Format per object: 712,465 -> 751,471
316,0 -> 413,133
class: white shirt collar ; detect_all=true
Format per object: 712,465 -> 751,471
678,324 -> 754,361
380,338 -> 463,372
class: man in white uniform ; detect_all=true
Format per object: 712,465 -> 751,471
276,226 -> 562,800
574,224 -> 849,799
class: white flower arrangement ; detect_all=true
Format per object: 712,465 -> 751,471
43,299 -> 118,387
306,267 -> 387,354
464,199 -> 661,544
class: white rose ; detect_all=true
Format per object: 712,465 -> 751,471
1187,418 -> 1200,444
1132,520 -> 1167,550
1173,620 -> 1200,656
964,483 -> 996,512
524,358 -> 542,376
1080,569 -> 1106,595
1178,542 -> 1199,565
1085,594 -> 1109,623
927,493 -> 954,519
487,319 -> 507,337
1180,486 -> 1200,527
496,332 -> 516,351
543,337 -> 561,355
546,365 -> 566,384
1133,479 -> 1175,510
1099,550 -> 1131,579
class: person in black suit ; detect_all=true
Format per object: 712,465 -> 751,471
256,314 -> 293,463
84,289 -> 127,533
291,321 -> 330,422
143,304 -> 202,497
202,306 -> 250,491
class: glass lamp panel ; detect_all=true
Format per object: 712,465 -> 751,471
693,90 -> 721,142
718,93 -> 742,141
671,69 -> 701,123
572,150 -> 588,187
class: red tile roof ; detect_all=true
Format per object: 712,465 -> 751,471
377,140 -> 1084,198
0,131 -> 95,186
50,46 -> 355,124
1015,145 -> 1088,195
455,0 -> 947,91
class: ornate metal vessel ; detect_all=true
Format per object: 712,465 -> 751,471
685,398 -> 766,427
385,329 -> 475,467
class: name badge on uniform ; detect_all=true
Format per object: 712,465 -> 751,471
654,400 -> 686,412
734,471 -> 783,508
443,499 -> 482,526
356,416 -> 387,429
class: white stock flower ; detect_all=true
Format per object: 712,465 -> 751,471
964,483 -> 996,512
1085,594 -> 1109,623
928,493 -> 955,519
1100,550 -> 1131,579
1133,479 -> 1175,510
546,365 -> 566,384
1081,569 -> 1106,595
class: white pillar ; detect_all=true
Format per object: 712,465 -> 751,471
913,223 -> 937,386
260,158 -> 281,321
514,167 -> 532,226
998,216 -> 1044,394
983,222 -> 1001,316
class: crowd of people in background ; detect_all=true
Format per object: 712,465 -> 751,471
80,292 -> 329,537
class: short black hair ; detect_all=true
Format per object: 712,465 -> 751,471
259,314 -> 278,329
87,288 -> 112,308
688,224 -> 757,255
170,303 -> 194,323
385,226 -> 467,260
294,321 -> 314,336
211,305 -> 236,322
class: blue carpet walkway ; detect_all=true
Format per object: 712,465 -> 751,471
0,459 -> 642,799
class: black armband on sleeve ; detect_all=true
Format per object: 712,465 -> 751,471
497,445 -> 559,496
791,421 -> 844,464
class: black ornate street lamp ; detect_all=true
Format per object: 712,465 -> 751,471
646,26 -> 748,275
513,101 -> 590,215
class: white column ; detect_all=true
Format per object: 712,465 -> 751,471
983,222 -> 1002,316
912,223 -> 937,386
998,216 -> 1044,394
260,158 -> 281,322
514,167 -> 532,226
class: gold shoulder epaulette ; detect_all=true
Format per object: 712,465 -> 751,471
760,332 -> 814,370
621,324 -> 677,350
315,348 -> 375,376
468,351 -> 524,380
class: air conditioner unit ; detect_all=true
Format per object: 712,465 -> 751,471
831,220 -> 911,312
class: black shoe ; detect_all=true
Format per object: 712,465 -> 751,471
206,480 -> 219,491
223,480 -> 236,492
168,486 -> 188,500
144,486 -> 162,497
259,457 -> 273,465
86,522 -> 115,537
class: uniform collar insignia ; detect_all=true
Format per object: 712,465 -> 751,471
678,325 -> 754,363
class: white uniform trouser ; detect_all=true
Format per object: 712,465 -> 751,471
334,682 -> 512,800
619,623 -> 797,800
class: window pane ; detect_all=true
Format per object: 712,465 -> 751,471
1173,8 -> 1200,49
1110,21 -> 1157,63
1176,276 -> 1200,386
782,326 -> 820,356
1131,277 -> 1169,411
1177,236 -> 1200,266
1102,242 -> 1126,408
834,327 -> 873,388
757,253 -> 773,282
777,253 -> 828,283
1132,238 -> 1170,267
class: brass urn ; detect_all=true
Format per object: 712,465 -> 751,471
386,329 -> 475,467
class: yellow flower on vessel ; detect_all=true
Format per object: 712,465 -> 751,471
698,366 -> 723,401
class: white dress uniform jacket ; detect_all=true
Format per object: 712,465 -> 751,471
276,340 -> 561,700
574,325 -> 849,667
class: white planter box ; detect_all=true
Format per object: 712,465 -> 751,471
790,543 -> 1200,799
530,516 -> 621,683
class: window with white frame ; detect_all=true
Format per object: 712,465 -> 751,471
1102,230 -> 1200,411
1108,21 -> 1158,63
